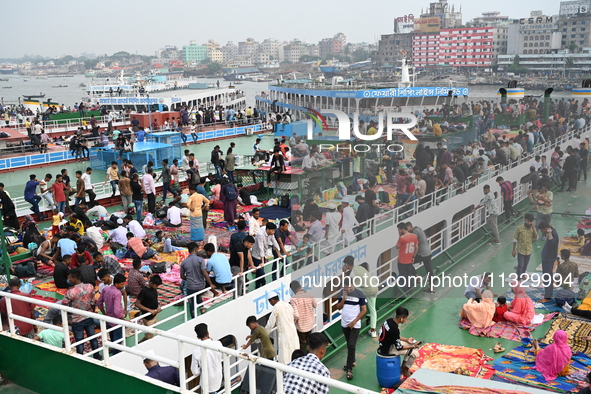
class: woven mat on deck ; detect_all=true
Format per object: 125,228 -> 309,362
458,313 -> 557,342
541,313 -> 591,355
397,377 -> 535,394
409,343 -> 495,379
494,344 -> 591,392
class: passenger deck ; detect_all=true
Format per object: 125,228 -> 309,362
323,178 -> 591,393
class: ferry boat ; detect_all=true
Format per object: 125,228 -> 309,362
0,105 -> 588,393
0,65 -> 17,74
85,72 -> 247,112
256,58 -> 469,122
222,67 -> 261,81
319,60 -> 350,76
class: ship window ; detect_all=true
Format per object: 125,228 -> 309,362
535,35 -> 539,40
423,220 -> 446,258
529,43 -> 533,47
524,36 -> 528,41
545,42 -> 550,47
534,49 -> 538,54
546,35 -> 550,40
534,42 -> 538,47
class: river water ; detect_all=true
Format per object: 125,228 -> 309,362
0,74 -> 573,109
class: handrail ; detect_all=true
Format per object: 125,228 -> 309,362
11,153 -> 255,218
0,291 -> 379,394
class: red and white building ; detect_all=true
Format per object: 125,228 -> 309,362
412,34 -> 440,66
412,27 -> 494,68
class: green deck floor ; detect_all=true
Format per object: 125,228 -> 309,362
323,178 -> 591,393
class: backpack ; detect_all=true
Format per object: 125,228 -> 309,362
280,194 -> 290,208
225,185 -> 237,201
188,169 -> 200,186
578,272 -> 591,300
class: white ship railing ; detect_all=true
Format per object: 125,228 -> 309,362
0,291 -> 378,394
6,114 -> 130,136
127,123 -> 588,341
0,123 -> 585,392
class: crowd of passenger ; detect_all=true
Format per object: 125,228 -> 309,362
1,96 -> 591,392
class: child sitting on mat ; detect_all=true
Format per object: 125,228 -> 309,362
493,296 -> 508,322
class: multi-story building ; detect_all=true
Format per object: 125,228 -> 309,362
305,44 -> 320,57
155,45 -> 182,60
412,27 -> 493,68
507,12 -> 561,55
183,41 -> 208,65
209,49 -> 223,63
497,48 -> 591,73
492,27 -> 509,62
374,33 -> 413,68
420,0 -> 462,29
560,16 -> 591,50
284,44 -> 303,63
238,38 -> 260,57
255,52 -> 271,64
221,41 -> 238,63
260,38 -> 281,59
471,11 -> 510,27
319,33 -> 346,58
412,33 -> 441,67
438,27 -> 494,67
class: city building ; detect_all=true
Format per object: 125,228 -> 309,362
284,43 -> 304,63
492,27 -> 510,62
260,38 -> 281,60
438,27 -> 494,67
471,11 -> 510,27
412,26 -> 493,68
319,33 -> 346,58
209,49 -> 223,63
153,45 -> 182,66
507,12 -> 561,55
560,16 -> 591,50
238,38 -> 260,58
155,45 -> 182,60
183,41 -> 208,64
420,0 -> 462,29
221,41 -> 238,63
497,48 -> 591,73
412,33 -> 440,67
374,33 -> 413,68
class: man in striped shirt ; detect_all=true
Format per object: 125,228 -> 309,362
290,281 -> 318,351
496,176 -> 515,222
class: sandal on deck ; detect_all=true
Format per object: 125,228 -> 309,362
493,342 -> 505,353
346,371 -> 354,380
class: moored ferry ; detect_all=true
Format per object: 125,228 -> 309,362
0,87 -> 590,393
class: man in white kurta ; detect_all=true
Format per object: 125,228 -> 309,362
265,291 -> 299,364
324,203 -> 341,254
340,201 -> 359,246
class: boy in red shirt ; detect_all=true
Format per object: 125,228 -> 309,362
493,296 -> 508,322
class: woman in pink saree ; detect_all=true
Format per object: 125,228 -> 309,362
532,330 -> 572,381
503,284 -> 535,325
460,290 -> 495,328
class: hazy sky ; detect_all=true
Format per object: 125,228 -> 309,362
3,0 -> 561,58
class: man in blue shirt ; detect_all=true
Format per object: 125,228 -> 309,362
24,174 -> 46,220
131,117 -> 140,132
539,221 -> 559,303
54,235 -> 77,263
143,353 -> 180,387
136,127 -> 146,142
229,220 -> 248,251
204,243 -> 232,292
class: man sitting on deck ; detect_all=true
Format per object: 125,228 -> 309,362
377,307 -> 420,378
